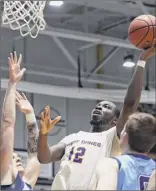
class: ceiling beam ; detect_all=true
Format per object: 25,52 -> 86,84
63,0 -> 143,17
1,66 -> 128,88
137,0 -> 150,14
52,35 -> 78,69
90,46 -> 121,75
43,26 -> 137,49
1,78 -> 155,103
2,25 -> 137,49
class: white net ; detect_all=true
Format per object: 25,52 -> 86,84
2,1 -> 46,38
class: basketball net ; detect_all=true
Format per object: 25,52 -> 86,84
2,1 -> 46,38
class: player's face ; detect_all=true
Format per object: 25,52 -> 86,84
13,152 -> 25,176
91,101 -> 116,123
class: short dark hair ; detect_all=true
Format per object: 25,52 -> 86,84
114,107 -> 120,119
125,112 -> 156,153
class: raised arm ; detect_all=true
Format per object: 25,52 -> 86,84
116,41 -> 156,137
37,106 -> 65,164
15,91 -> 40,188
0,52 -> 26,183
146,170 -> 156,190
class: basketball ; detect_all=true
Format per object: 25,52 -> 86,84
128,15 -> 156,49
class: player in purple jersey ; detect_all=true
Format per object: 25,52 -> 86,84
0,52 -> 40,190
37,40 -> 156,163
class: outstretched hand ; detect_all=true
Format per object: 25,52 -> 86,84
140,39 -> 156,62
16,91 -> 34,114
8,51 -> 26,83
40,106 -> 61,135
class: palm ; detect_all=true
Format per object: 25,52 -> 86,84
140,39 -> 156,61
16,91 -> 33,114
40,106 -> 61,135
18,100 -> 33,113
40,118 -> 52,134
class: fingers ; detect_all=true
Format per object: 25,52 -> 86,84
15,102 -> 21,110
16,68 -> 26,80
50,116 -> 61,126
152,39 -> 156,48
22,93 -> 27,100
16,91 -> 23,100
8,57 -> 12,68
44,106 -> 50,119
10,53 -> 14,65
40,112 -> 44,121
47,106 -> 50,119
14,51 -> 17,64
17,54 -> 22,65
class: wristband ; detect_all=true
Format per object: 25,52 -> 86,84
137,60 -> 146,68
26,112 -> 36,123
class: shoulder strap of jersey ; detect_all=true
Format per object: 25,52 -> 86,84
111,157 -> 122,169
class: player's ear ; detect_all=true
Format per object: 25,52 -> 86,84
111,117 -> 118,127
120,131 -> 128,148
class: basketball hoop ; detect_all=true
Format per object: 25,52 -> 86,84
2,1 -> 46,38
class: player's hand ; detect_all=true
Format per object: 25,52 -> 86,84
139,39 -> 156,62
40,106 -> 61,135
8,51 -> 26,83
16,91 -> 34,114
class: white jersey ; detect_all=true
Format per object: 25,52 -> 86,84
52,127 -> 122,190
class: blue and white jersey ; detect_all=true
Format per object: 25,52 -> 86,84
114,154 -> 156,190
1,173 -> 32,190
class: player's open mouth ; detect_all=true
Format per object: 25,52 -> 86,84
93,110 -> 101,115
17,163 -> 22,167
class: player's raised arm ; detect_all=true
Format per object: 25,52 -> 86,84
37,106 -> 64,164
0,52 -> 26,182
15,91 -> 40,188
146,170 -> 156,190
116,40 -> 156,137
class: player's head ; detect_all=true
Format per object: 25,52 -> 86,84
90,101 -> 120,132
120,112 -> 156,153
13,152 -> 25,177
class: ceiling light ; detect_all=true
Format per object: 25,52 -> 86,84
123,55 -> 135,68
49,1 -> 64,7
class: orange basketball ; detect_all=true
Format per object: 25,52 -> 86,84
128,15 -> 156,50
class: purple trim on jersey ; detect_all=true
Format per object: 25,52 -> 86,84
122,153 -> 151,160
1,173 -> 31,190
112,157 -> 121,169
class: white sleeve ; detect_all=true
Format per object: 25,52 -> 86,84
105,126 -> 122,157
103,126 -> 121,157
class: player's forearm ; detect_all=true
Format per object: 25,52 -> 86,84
146,170 -> 156,190
123,60 -> 146,110
26,112 -> 39,156
1,82 -> 16,127
116,60 -> 146,136
23,112 -> 40,188
37,133 -> 52,164
0,82 -> 16,179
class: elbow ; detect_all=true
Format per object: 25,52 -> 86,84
2,118 -> 15,128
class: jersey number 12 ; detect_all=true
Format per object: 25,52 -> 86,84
68,147 -> 86,163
